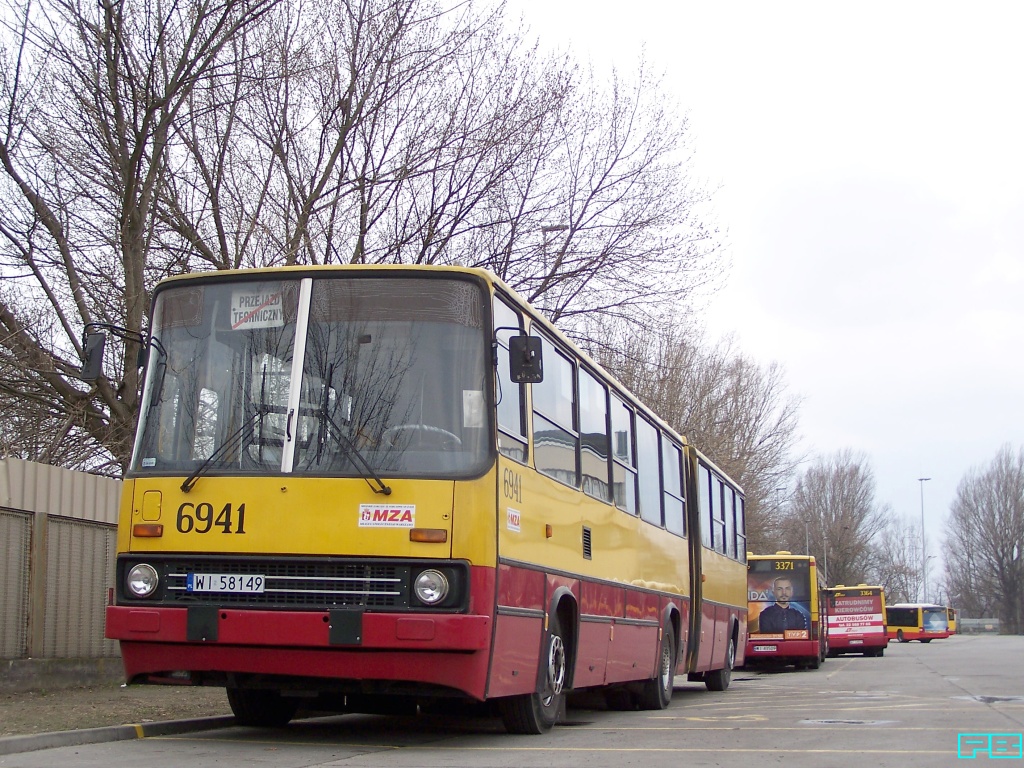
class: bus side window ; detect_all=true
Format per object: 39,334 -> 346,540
720,489 -> 737,557
735,496 -> 747,562
531,335 -> 579,488
712,475 -> 726,553
611,395 -> 637,515
636,417 -> 661,526
579,368 -> 611,502
663,441 -> 685,537
699,465 -> 712,549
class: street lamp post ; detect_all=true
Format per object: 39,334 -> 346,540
918,477 -> 931,602
540,224 -> 569,272
822,532 -> 828,587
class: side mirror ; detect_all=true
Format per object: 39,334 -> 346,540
80,332 -> 106,382
509,335 -> 543,383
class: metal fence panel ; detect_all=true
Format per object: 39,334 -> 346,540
44,517 -> 120,658
1,459 -> 122,661
0,508 -> 31,658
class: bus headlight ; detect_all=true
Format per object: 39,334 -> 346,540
127,563 -> 159,598
414,569 -> 449,605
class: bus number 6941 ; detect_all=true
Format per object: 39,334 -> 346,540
176,502 -> 247,534
503,469 -> 522,503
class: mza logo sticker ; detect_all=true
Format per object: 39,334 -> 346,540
359,504 -> 415,528
506,507 -> 521,533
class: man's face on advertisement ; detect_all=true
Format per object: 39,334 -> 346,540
774,578 -> 794,606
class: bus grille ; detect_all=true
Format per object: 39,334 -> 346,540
159,558 -> 408,609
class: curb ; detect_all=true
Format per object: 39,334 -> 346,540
0,715 -> 236,756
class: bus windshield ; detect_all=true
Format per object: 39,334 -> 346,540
131,275 -> 491,479
922,606 -> 949,632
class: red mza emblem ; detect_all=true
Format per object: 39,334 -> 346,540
359,504 -> 416,528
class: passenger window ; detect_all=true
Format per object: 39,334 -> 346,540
663,441 -> 685,537
532,336 -> 578,488
579,369 -> 611,502
636,417 -> 661,526
611,395 -> 636,514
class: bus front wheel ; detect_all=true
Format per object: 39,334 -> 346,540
897,629 -> 906,643
499,615 -> 566,734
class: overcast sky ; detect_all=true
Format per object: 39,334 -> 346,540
505,0 -> 1024,579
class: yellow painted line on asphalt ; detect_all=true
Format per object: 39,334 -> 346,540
825,658 -> 855,678
151,736 -> 954,755
648,714 -> 768,722
581,729 -> 962,733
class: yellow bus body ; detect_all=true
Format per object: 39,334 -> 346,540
103,265 -> 747,732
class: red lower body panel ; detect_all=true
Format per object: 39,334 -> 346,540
108,607 -> 493,698
829,634 -> 888,651
745,638 -> 818,661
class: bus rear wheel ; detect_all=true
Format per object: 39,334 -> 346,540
227,688 -> 298,727
897,629 -> 906,643
499,615 -> 566,734
638,627 -> 676,710
705,634 -> 735,692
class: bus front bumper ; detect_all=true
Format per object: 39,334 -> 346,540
106,605 -> 491,650
106,606 -> 494,695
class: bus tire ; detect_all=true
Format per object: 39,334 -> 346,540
638,626 -> 676,710
920,638 -> 932,643
226,688 -> 297,727
705,634 -> 735,692
499,614 -> 566,734
807,651 -> 821,670
896,629 -> 906,643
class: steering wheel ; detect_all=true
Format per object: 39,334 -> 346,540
381,424 -> 462,449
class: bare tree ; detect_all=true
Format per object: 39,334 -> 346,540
864,515 -> 922,604
0,0 -> 278,470
783,450 -> 889,586
590,320 -> 802,552
0,0 -> 722,471
945,444 -> 1024,632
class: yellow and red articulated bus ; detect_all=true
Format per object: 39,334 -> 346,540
885,603 -> 950,643
93,265 -> 747,734
745,552 -> 827,669
824,585 -> 888,657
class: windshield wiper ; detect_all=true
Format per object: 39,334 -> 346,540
316,363 -> 391,495
181,366 -> 269,494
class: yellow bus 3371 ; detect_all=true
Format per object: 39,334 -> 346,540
745,552 -> 827,669
87,265 -> 748,734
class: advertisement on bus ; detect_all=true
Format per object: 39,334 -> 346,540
747,558 -> 812,641
825,586 -> 888,656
